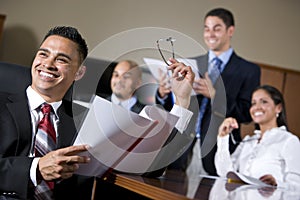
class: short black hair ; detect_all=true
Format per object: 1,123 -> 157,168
42,26 -> 88,63
205,8 -> 235,28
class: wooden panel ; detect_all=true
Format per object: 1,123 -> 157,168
240,122 -> 255,138
282,72 -> 300,137
260,67 -> 285,92
0,14 -> 6,44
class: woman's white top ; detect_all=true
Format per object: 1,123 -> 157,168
215,126 -> 300,191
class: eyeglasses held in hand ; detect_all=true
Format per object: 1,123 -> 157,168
156,37 -> 176,66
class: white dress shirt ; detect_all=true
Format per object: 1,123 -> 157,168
111,93 -> 137,110
215,126 -> 300,191
26,86 -> 62,186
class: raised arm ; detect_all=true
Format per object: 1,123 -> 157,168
167,58 -> 195,109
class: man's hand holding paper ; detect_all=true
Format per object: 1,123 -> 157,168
73,60 -> 195,176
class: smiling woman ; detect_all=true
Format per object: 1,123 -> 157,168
250,85 -> 286,134
215,85 -> 300,191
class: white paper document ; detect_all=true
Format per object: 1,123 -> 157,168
143,57 -> 200,80
74,95 -> 179,176
226,171 -> 273,188
143,57 -> 199,96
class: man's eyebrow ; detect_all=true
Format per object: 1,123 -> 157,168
204,24 -> 222,28
38,48 -> 50,53
38,48 -> 72,61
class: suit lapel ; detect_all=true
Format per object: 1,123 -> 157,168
194,52 -> 239,78
193,54 -> 208,77
7,93 -> 33,154
6,94 -> 77,153
220,51 -> 239,78
56,100 -> 78,148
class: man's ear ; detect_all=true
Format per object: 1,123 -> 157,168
228,26 -> 235,38
75,65 -> 86,81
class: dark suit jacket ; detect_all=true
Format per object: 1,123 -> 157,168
0,92 -> 93,200
157,51 -> 261,175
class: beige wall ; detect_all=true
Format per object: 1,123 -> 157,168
0,0 -> 299,71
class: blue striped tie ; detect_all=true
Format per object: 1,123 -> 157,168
195,57 -> 222,138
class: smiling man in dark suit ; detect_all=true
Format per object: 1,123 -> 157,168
156,8 -> 261,175
0,25 -> 197,199
0,26 -> 94,200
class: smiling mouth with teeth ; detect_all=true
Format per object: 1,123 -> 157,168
254,111 -> 263,116
39,70 -> 58,78
40,71 -> 53,78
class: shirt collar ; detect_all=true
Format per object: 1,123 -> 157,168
26,86 -> 62,117
208,48 -> 233,70
254,126 -> 287,138
111,93 -> 137,110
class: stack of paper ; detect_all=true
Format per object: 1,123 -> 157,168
226,171 -> 273,188
74,95 -> 179,176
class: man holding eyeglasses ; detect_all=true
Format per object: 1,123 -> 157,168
156,8 -> 261,176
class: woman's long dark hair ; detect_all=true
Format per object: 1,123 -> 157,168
252,85 -> 288,130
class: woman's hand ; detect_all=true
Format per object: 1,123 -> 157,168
218,117 -> 239,137
259,174 -> 277,187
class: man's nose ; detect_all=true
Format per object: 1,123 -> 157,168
42,58 -> 55,69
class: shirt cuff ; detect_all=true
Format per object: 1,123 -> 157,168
30,157 -> 40,186
170,104 -> 193,133
217,134 -> 230,150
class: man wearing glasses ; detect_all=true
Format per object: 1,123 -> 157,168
156,8 -> 261,176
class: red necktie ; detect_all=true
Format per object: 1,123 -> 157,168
34,103 -> 56,199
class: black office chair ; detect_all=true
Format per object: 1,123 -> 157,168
0,61 -> 31,94
0,61 -> 74,101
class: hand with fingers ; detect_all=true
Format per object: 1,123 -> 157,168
167,58 -> 195,109
37,144 -> 90,181
218,117 -> 239,137
193,72 -> 216,99
259,174 -> 278,187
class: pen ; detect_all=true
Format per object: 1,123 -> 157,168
227,178 -> 244,184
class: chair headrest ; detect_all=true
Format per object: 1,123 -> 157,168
0,62 -> 31,94
0,62 -> 73,101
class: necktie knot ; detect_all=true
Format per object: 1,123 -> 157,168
41,103 -> 52,115
213,57 -> 222,71
214,56 -> 221,62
